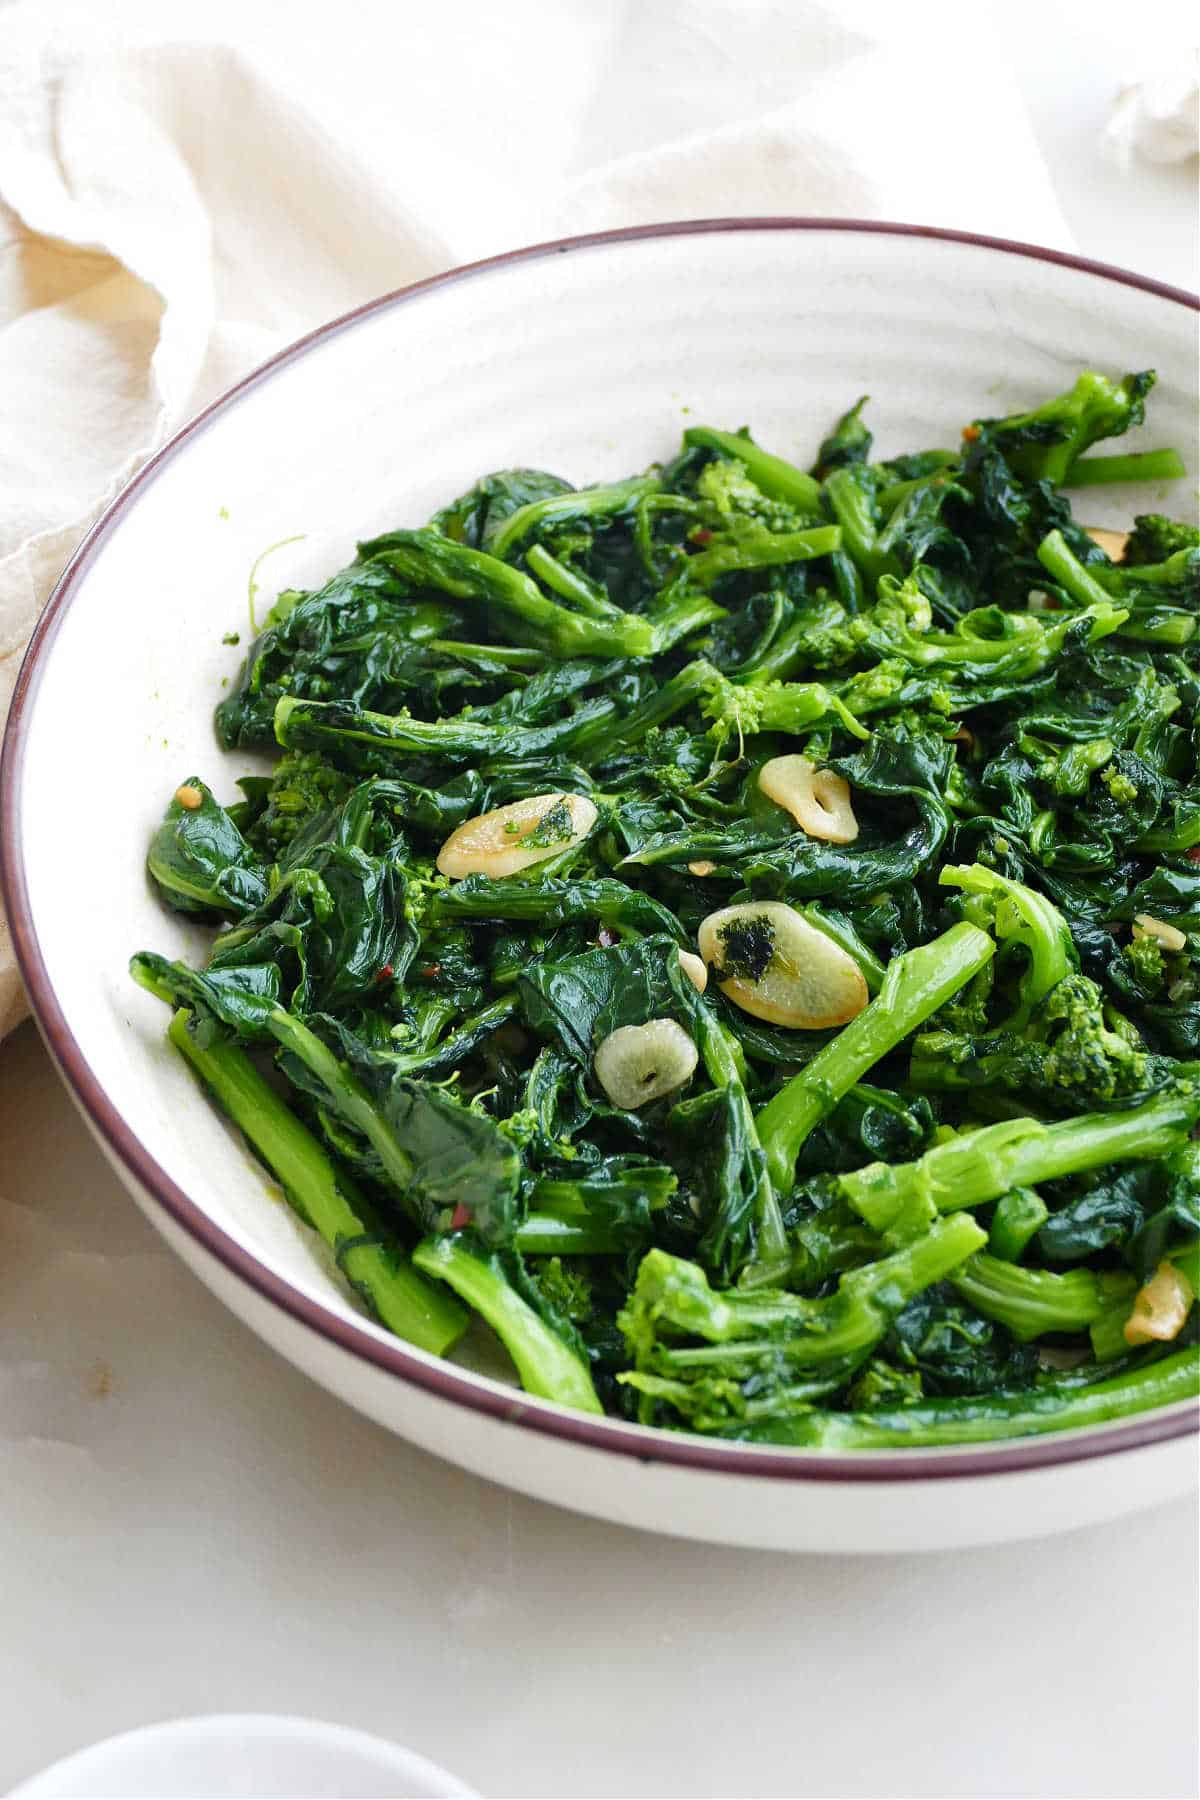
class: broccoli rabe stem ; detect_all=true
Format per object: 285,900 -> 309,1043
1036,530 -> 1119,610
165,1010 -> 467,1355
515,1215 -> 624,1255
1062,449 -> 1187,488
755,922 -> 995,1192
275,691 -> 617,765
619,1215 -> 987,1419
980,370 -> 1155,485
264,1006 -> 421,1200
523,543 -> 628,621
363,528 -> 661,658
725,674 -> 872,742
684,524 -> 841,588
949,1252 -> 1135,1341
821,467 -> 896,586
1034,535 -> 1192,644
843,1092 -> 1200,1236
874,461 -> 959,513
489,475 -> 662,560
427,638 -> 547,670
682,426 -> 825,515
277,659 -> 729,778
724,1348 -> 1199,1446
987,1188 -> 1048,1262
939,862 -> 1076,1029
412,1235 -> 603,1413
567,658 -> 725,761
641,584 -> 729,650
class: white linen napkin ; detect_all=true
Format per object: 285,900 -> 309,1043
0,0 -> 1072,1037
1106,51 -> 1200,166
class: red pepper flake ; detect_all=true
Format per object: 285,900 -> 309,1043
419,963 -> 442,979
450,1203 -> 472,1230
962,424 -> 980,443
597,926 -> 619,948
690,526 -> 714,545
375,963 -> 394,984
1188,846 -> 1200,864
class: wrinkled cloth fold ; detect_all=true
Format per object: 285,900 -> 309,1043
0,0 -> 1071,1036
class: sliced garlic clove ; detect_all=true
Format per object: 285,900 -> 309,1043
677,949 -> 708,993
758,754 -> 858,844
1084,525 -> 1129,562
1124,1260 -> 1194,1346
1132,912 -> 1187,953
698,900 -> 868,1029
436,792 -> 597,879
593,1018 -> 698,1111
688,859 -> 718,877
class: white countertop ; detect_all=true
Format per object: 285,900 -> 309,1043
2,1022 -> 1198,1799
2,17 -> 1197,1797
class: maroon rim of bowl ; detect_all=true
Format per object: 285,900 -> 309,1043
3,218 -> 1197,1486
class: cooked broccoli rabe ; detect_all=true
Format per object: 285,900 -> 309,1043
134,369 -> 1200,1446
1124,514 -> 1200,566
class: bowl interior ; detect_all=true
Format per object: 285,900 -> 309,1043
9,224 -> 1198,1421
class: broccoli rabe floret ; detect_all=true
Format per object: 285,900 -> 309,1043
930,964 -> 995,1036
1037,974 -> 1150,1102
695,456 -> 807,532
1124,514 -> 1200,566
970,370 -> 1154,485
1122,934 -> 1168,999
1101,763 -> 1139,806
244,752 -> 353,861
532,1256 -> 598,1326
911,972 -> 1157,1109
845,1357 -> 924,1409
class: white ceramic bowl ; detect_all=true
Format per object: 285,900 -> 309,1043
4,221 -> 1197,1552
6,1714 -> 475,1799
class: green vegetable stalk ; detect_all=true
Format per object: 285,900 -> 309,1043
755,922 -> 996,1192
165,1009 -> 466,1355
723,1348 -> 1199,1446
843,1091 -> 1200,1236
619,1214 -> 987,1426
413,1236 -> 603,1413
682,426 -> 825,515
1063,449 -> 1187,487
949,1252 -> 1136,1341
987,1188 -> 1048,1263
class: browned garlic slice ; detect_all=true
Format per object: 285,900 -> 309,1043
1124,1260 -> 1194,1346
1132,913 -> 1187,953
436,792 -> 597,879
697,900 -> 868,1029
677,950 -> 708,994
1084,525 -> 1129,561
757,754 -> 858,844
